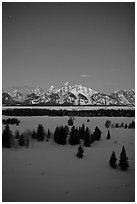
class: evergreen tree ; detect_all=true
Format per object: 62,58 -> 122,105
75,128 -> 80,144
64,125 -> 69,135
31,130 -> 37,139
105,120 -> 111,128
107,130 -> 111,140
121,122 -> 124,127
53,126 -> 67,145
69,126 -> 80,145
84,127 -> 91,147
2,124 -> 13,148
76,145 -> 84,158
80,124 -> 85,140
37,124 -> 45,141
58,126 -> 67,145
54,126 -> 59,143
109,151 -> 117,168
19,134 -> 26,146
119,146 -> 129,171
15,130 -> 20,139
93,126 -> 102,140
69,126 -> 76,145
46,129 -> 51,141
124,124 -> 128,129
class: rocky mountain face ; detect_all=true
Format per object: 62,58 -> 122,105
2,83 -> 135,106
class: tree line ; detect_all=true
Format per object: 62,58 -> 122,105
105,120 -> 135,129
2,123 -> 102,148
2,108 -> 135,117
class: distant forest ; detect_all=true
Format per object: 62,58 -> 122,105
2,108 -> 135,117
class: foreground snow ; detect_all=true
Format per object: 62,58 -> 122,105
3,127 -> 134,202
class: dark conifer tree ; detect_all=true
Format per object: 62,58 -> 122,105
69,126 -> 80,145
76,145 -> 84,158
37,124 -> 45,141
93,126 -> 102,140
46,129 -> 51,141
75,127 -> 80,144
84,127 -> 91,147
2,124 -> 13,148
54,126 -> 67,145
109,151 -> 117,168
105,120 -> 111,128
58,126 -> 67,145
15,130 -> 20,139
69,126 -> 76,145
124,124 -> 128,129
64,125 -> 69,135
19,134 -> 26,146
31,130 -> 37,139
119,146 -> 129,171
80,124 -> 85,140
107,130 -> 111,140
54,126 -> 59,143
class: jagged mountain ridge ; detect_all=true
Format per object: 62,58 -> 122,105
2,83 -> 135,106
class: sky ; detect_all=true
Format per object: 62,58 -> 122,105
2,2 -> 135,94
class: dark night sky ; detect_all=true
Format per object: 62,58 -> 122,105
2,2 -> 135,94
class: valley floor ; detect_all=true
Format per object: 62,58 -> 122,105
2,128 -> 135,202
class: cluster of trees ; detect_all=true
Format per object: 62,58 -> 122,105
2,118 -> 20,125
105,120 -> 135,129
54,126 -> 69,145
3,108 -> 135,117
109,146 -> 129,171
2,124 -> 52,148
2,122 -> 102,149
53,124 -> 102,146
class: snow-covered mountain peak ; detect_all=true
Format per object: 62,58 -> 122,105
2,84 -> 135,106
31,87 -> 44,96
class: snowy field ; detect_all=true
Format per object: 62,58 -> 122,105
2,116 -> 135,202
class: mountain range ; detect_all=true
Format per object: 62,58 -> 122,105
2,82 -> 135,106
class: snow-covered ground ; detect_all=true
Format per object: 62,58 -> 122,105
2,116 -> 135,202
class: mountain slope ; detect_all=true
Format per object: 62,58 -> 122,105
2,83 -> 135,106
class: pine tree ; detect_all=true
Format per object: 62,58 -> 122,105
53,126 -> 67,145
80,124 -> 85,140
15,130 -> 20,139
69,126 -> 76,145
119,146 -> 129,171
84,127 -> 91,147
75,128 -> 80,144
54,126 -> 59,143
109,151 -> 117,168
37,124 -> 45,141
2,124 -> 13,148
69,126 -> 80,145
31,130 -> 37,139
93,126 -> 102,140
105,120 -> 111,128
76,145 -> 84,158
107,130 -> 111,139
19,134 -> 25,146
46,129 -> 51,141
124,124 -> 128,129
